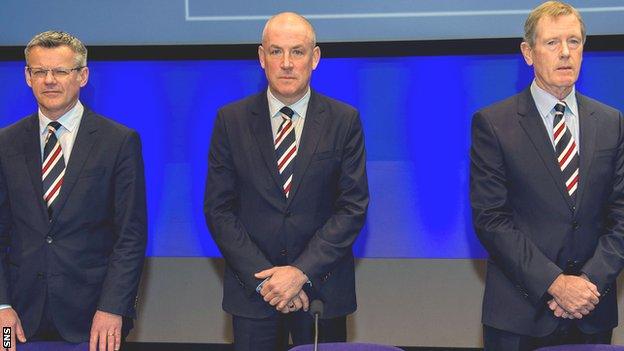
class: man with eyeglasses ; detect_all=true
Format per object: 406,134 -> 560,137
0,31 -> 146,351
470,1 -> 624,349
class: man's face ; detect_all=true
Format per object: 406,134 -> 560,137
25,45 -> 89,120
258,17 -> 320,105
521,14 -> 583,99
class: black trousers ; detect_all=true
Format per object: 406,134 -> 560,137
484,323 -> 613,351
233,311 -> 347,351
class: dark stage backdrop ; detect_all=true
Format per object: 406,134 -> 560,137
2,52 -> 623,258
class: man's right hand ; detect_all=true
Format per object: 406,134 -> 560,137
278,290 -> 309,314
547,274 -> 600,318
0,308 -> 26,350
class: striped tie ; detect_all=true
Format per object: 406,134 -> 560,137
275,106 -> 297,198
553,101 -> 579,199
42,121 -> 66,218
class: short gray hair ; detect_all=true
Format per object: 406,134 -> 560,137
25,31 -> 88,67
524,1 -> 586,47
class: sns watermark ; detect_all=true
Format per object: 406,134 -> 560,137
2,327 -> 10,349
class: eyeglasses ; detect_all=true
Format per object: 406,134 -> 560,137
27,66 -> 84,79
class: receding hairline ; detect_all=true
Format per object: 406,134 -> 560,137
261,12 -> 317,47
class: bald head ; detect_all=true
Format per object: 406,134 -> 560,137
261,12 -> 316,48
258,12 -> 321,105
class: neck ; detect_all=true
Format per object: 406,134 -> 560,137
41,100 -> 78,121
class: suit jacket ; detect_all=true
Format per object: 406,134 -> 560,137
470,87 -> 624,336
0,107 -> 147,342
204,90 -> 369,319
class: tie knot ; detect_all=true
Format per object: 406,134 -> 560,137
280,106 -> 294,119
554,101 -> 566,115
48,121 -> 62,132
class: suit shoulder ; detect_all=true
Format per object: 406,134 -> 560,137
217,93 -> 262,117
87,110 -> 138,136
0,114 -> 36,140
474,93 -> 520,121
577,93 -> 622,119
315,91 -> 358,116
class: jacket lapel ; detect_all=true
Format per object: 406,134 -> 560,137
517,88 -> 575,210
49,108 -> 98,224
574,94 -> 597,213
23,114 -> 49,222
286,91 -> 327,205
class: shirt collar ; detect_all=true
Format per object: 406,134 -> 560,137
530,80 -> 578,118
39,100 -> 84,136
267,87 -> 311,120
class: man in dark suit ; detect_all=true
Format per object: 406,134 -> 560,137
470,1 -> 624,350
204,12 -> 368,351
0,31 -> 147,351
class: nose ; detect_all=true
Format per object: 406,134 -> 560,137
281,52 -> 293,69
561,42 -> 570,58
44,70 -> 57,84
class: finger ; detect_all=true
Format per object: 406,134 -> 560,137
300,291 -> 309,311
90,329 -> 98,351
580,308 -> 590,316
547,300 -> 557,311
292,297 -> 303,311
554,308 -> 564,318
276,298 -> 288,310
270,296 -> 282,307
255,268 -> 276,279
107,330 -> 115,351
15,318 -> 27,342
572,312 -> 583,319
586,282 -> 600,297
263,290 -> 278,303
10,327 -> 15,351
99,329 -> 107,351
115,329 -> 122,351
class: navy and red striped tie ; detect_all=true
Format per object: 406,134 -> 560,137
42,121 -> 65,218
275,106 -> 297,198
553,101 -> 579,200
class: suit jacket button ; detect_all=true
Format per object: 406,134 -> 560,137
45,236 -> 53,244
572,222 -> 579,230
280,249 -> 287,256
285,210 -> 291,217
37,272 -> 45,279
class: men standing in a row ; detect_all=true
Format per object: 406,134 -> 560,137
471,1 -> 624,350
0,31 -> 147,351
205,12 -> 369,351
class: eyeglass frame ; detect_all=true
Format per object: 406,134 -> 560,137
26,66 -> 85,79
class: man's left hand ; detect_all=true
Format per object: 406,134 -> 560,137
255,265 -> 309,310
90,310 -> 123,351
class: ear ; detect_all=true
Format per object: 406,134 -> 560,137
520,42 -> 534,66
78,66 -> 89,87
25,66 -> 33,88
258,45 -> 266,69
311,46 -> 321,70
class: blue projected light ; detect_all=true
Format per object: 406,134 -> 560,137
1,53 -> 624,258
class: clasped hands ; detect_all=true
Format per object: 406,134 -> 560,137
547,274 -> 600,320
255,265 -> 310,314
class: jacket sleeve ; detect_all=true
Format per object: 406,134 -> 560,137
0,155 -> 12,305
583,111 -> 624,294
204,110 -> 273,296
292,110 -> 369,286
470,111 -> 562,305
97,130 -> 148,318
